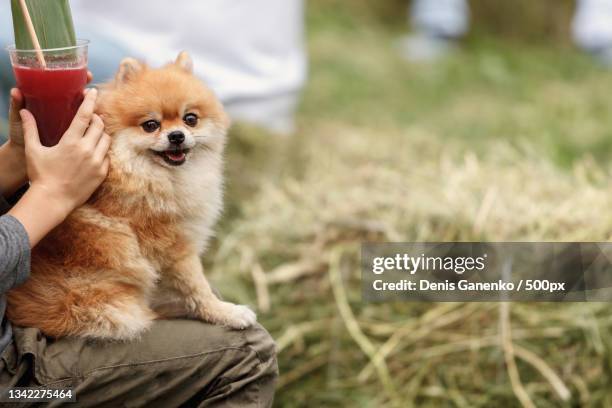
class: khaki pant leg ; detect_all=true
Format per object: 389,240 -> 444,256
1,320 -> 278,408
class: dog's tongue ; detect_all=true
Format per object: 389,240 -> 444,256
166,151 -> 186,162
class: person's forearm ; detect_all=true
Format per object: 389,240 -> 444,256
0,142 -> 27,197
7,185 -> 71,247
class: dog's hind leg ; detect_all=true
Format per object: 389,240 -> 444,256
78,287 -> 157,341
8,278 -> 156,341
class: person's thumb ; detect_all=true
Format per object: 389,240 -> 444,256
19,110 -> 41,150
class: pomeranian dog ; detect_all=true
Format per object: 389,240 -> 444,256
7,52 -> 256,340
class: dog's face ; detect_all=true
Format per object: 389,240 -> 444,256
98,52 -> 230,172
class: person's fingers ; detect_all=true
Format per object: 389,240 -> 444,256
65,88 -> 98,141
83,114 -> 105,147
93,133 -> 112,163
19,109 -> 42,150
8,89 -> 26,146
8,89 -> 25,125
9,88 -> 24,112
87,71 -> 93,84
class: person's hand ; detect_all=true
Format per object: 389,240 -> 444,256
8,88 -> 111,247
21,88 -> 111,215
2,71 -> 94,193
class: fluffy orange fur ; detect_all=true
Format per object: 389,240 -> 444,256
7,52 -> 257,340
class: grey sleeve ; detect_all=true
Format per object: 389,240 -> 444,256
0,196 -> 31,293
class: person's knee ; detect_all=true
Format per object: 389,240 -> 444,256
242,322 -> 279,378
195,323 -> 278,383
185,322 -> 278,406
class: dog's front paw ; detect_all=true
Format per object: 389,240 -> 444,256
212,302 -> 257,330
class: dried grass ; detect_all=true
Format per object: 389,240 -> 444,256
213,123 -> 612,406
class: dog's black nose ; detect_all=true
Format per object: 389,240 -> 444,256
168,131 -> 185,145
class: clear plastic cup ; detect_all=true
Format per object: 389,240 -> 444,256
7,40 -> 89,147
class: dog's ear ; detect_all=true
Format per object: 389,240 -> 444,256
175,51 -> 194,74
116,58 -> 144,83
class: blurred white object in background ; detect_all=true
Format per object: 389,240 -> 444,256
399,0 -> 469,63
398,0 -> 470,63
71,0 -> 307,135
411,0 -> 470,39
402,0 -> 612,66
573,0 -> 612,65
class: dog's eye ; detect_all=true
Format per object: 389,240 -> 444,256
141,120 -> 160,133
183,113 -> 198,127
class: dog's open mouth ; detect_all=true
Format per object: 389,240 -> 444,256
153,148 -> 190,166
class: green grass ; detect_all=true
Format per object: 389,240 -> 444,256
302,9 -> 612,166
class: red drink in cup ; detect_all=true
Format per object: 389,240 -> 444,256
7,40 -> 89,147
